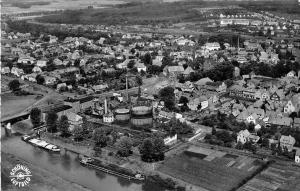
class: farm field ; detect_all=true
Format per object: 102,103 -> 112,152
2,0 -> 124,14
237,162 -> 300,191
158,146 -> 266,191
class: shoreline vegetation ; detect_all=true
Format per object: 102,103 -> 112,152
41,132 -> 187,191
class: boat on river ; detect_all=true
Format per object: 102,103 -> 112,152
80,156 -> 145,181
21,135 -> 60,152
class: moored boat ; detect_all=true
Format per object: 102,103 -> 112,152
80,156 -> 145,181
26,138 -> 60,152
21,135 -> 33,142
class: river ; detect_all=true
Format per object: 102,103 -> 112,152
1,130 -> 166,191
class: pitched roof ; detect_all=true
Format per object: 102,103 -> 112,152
183,66 -> 195,75
195,77 -> 213,86
168,66 -> 184,73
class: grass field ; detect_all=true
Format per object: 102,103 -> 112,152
158,146 -> 266,191
238,162 -> 300,191
1,93 -> 39,119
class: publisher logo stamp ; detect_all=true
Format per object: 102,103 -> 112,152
10,164 -> 32,187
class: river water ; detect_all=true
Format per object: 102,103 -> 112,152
1,130 -> 166,191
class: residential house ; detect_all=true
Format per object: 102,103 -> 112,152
284,100 -> 296,114
216,82 -> 227,93
66,112 -> 83,132
163,66 -> 185,76
92,84 -> 108,92
158,111 -> 175,120
204,42 -> 221,51
53,58 -> 63,66
57,83 -> 67,91
135,62 -> 147,72
280,135 -> 296,151
194,77 -> 213,87
44,76 -> 57,85
188,96 -> 208,111
1,67 -> 10,74
32,66 -> 42,73
164,134 -> 177,146
287,71 -> 296,78
259,51 -> 269,62
237,129 -> 260,144
183,66 -> 194,77
270,91 -> 281,102
269,116 -> 292,127
247,113 -> 259,124
17,56 -> 35,65
294,118 -> 300,128
21,73 -> 37,82
37,60 -> 47,68
152,56 -> 163,67
11,67 -> 24,77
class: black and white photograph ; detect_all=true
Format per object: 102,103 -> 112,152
1,0 -> 300,191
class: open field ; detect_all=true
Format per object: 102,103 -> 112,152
1,93 -> 41,119
36,0 -> 300,26
158,146 -> 266,191
237,161 -> 300,191
2,0 -> 124,14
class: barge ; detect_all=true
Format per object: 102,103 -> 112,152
80,156 -> 145,181
21,135 -> 60,152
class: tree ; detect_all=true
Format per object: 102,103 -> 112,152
139,138 -> 154,162
159,86 -> 175,111
29,108 -> 41,127
148,65 -> 161,75
162,118 -> 193,135
93,128 -> 109,147
179,96 -> 189,105
36,74 -> 45,85
46,112 -> 58,133
212,127 -> 217,135
127,60 -> 135,69
8,79 -> 20,91
152,136 -> 165,161
289,112 -> 298,120
143,53 -> 152,65
261,138 -> 269,148
58,115 -> 70,137
136,75 -> 143,87
130,48 -> 135,55
116,136 -> 133,157
73,126 -> 83,142
236,141 -> 244,150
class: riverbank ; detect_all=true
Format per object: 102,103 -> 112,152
1,152 -> 90,191
41,132 -> 190,191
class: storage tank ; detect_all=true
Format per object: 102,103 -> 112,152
115,108 -> 130,121
131,106 -> 152,116
130,117 -> 153,126
130,105 -> 153,126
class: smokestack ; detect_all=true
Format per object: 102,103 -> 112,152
104,98 -> 108,114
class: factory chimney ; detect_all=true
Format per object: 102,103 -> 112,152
104,98 -> 108,114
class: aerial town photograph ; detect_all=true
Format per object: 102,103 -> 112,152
1,0 -> 300,191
